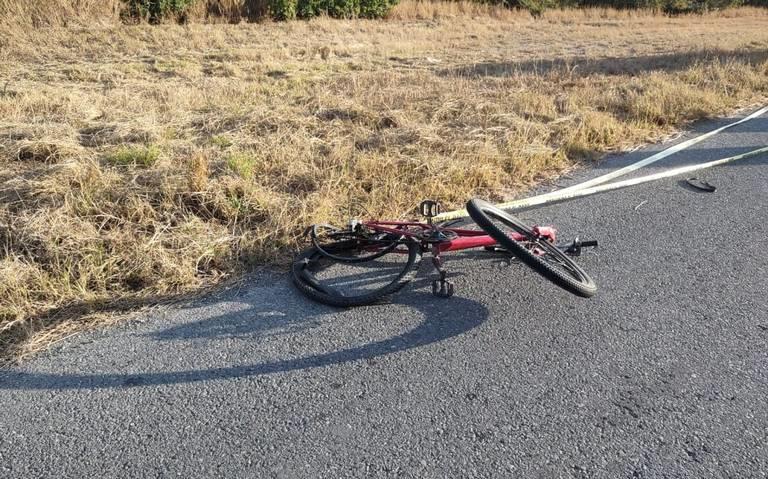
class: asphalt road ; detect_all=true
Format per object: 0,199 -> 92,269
2,108 -> 767,478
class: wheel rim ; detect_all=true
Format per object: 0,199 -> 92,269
528,235 -> 591,285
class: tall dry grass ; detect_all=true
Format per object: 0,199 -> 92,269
1,3 -> 767,362
387,0 -> 768,19
0,0 -> 122,27
0,0 -> 269,27
2,0 -> 766,26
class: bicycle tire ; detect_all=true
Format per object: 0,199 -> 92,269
291,238 -> 422,307
309,224 -> 402,263
466,198 -> 596,298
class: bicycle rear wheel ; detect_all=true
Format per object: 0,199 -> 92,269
466,198 -> 596,298
292,238 -> 422,307
309,223 -> 403,263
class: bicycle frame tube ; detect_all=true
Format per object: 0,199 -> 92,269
363,220 -> 529,252
438,235 -> 498,252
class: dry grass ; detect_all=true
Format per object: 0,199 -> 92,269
0,0 -> 270,26
389,1 -> 768,20
1,2 -> 768,362
0,0 -> 122,27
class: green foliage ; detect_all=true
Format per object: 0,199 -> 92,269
107,145 -> 161,167
226,151 -> 257,179
518,0 -> 553,16
324,0 -> 361,17
297,0 -> 324,18
660,0 -> 691,13
295,0 -> 396,19
356,0 -> 398,18
118,0 -> 761,22
126,0 -> 196,22
359,0 -> 398,17
269,0 -> 298,19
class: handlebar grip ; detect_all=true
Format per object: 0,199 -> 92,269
581,240 -> 598,247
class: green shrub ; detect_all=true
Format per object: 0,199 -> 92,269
359,0 -> 398,17
120,0 -> 760,23
517,0 -> 554,16
292,0 -> 397,19
297,0 -> 324,18
661,0 -> 691,12
125,0 -> 197,23
269,0 -> 298,19
322,0 -> 361,17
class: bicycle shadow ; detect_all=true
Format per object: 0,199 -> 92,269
0,280 -> 489,390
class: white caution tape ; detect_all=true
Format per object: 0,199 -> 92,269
498,146 -> 768,208
434,106 -> 768,221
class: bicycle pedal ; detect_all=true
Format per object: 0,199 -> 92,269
431,279 -> 455,298
419,200 -> 441,219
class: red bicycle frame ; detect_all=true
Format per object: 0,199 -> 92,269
297,200 -> 596,302
361,220 -> 557,252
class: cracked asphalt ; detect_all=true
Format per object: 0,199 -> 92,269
1,108 -> 767,478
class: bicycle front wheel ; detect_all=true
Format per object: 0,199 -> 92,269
466,198 -> 596,298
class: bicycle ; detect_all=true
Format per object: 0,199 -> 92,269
292,198 -> 597,307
